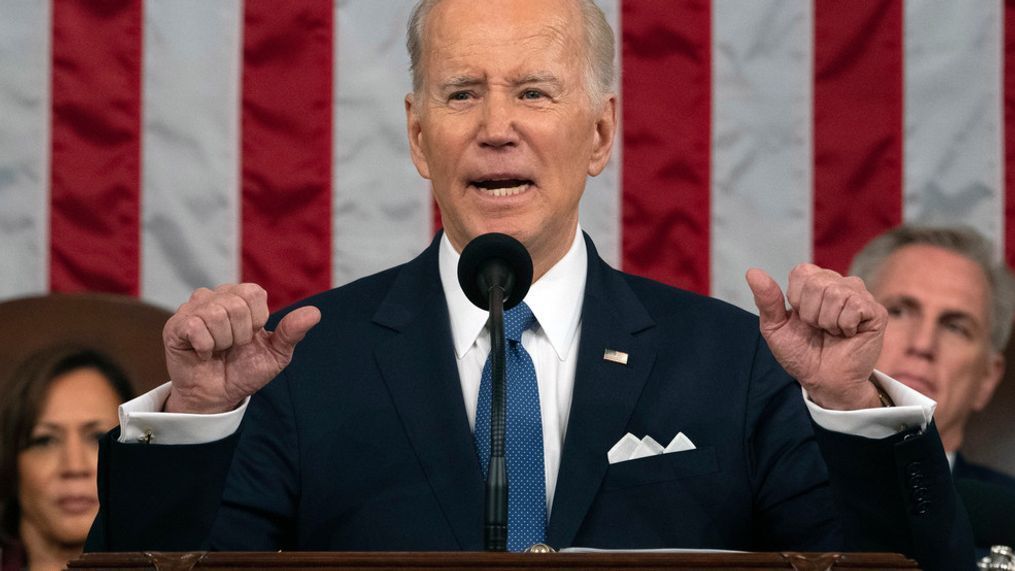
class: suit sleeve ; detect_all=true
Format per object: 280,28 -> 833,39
746,335 -> 975,570
85,367 -> 300,553
85,427 -> 239,551
814,421 -> 976,570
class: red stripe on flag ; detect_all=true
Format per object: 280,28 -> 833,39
1006,0 -> 1015,268
813,0 -> 903,273
241,0 -> 333,311
621,0 -> 711,294
49,0 -> 143,295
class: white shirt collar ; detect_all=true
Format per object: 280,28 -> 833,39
439,226 -> 587,361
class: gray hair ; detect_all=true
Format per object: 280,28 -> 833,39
406,0 -> 615,105
849,224 -> 1015,352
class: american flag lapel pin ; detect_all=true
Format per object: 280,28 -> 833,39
603,348 -> 629,365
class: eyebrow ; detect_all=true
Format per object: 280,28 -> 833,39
515,72 -> 562,87
35,420 -> 108,432
440,75 -> 483,90
887,295 -> 983,328
439,72 -> 563,91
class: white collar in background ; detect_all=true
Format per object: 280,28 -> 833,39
439,226 -> 588,361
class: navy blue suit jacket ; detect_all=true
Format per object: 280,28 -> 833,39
954,453 -> 1015,552
88,234 -> 974,568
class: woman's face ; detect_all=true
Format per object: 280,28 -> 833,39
17,368 -> 121,545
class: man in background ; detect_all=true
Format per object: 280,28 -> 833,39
851,225 -> 1015,485
851,225 -> 1015,548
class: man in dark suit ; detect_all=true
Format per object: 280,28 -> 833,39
87,0 -> 974,567
850,225 -> 1015,548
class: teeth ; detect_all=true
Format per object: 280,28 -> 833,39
479,184 -> 529,197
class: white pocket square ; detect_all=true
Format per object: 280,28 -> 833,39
607,432 -> 696,464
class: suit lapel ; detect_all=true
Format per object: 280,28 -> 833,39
547,236 -> 656,548
372,236 -> 484,550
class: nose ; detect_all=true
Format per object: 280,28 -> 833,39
60,434 -> 95,478
478,93 -> 518,149
905,316 -> 937,360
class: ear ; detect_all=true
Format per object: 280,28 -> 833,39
405,93 -> 432,180
972,350 -> 1005,412
587,94 -> 617,177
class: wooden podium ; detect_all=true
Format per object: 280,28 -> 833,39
68,550 -> 919,570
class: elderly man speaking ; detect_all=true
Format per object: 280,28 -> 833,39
86,1 -> 973,568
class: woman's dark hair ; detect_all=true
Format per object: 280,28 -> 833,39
0,345 -> 135,541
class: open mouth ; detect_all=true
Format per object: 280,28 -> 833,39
470,178 -> 533,197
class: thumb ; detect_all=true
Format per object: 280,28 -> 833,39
269,305 -> 322,357
746,268 -> 789,330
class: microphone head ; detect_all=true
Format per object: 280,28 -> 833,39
457,233 -> 533,311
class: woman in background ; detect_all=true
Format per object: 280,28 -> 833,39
0,346 -> 134,571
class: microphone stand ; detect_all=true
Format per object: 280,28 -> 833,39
485,283 -> 508,552
457,232 -> 532,552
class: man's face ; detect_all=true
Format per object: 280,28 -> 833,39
871,244 -> 1004,451
406,0 -> 616,278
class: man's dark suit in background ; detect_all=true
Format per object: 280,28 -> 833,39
954,453 -> 1015,550
955,454 -> 1015,492
87,235 -> 972,567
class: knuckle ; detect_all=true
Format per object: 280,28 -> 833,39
800,277 -> 823,299
184,314 -> 208,336
189,287 -> 213,302
827,283 -> 850,303
165,313 -> 195,340
874,302 -> 888,321
789,263 -> 811,279
220,294 -> 250,318
237,282 -> 265,299
852,295 -> 876,315
238,284 -> 269,317
845,275 -> 866,289
198,302 -> 230,326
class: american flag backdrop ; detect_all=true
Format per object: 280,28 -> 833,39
0,0 -> 1013,314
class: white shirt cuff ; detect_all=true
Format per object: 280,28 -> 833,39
117,382 -> 249,445
805,370 -> 936,439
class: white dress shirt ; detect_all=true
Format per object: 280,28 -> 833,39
440,226 -> 587,514
119,224 -> 935,513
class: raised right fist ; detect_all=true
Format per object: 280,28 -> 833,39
161,283 -> 321,414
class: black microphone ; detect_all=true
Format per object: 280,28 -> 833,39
458,232 -> 533,311
457,233 -> 533,552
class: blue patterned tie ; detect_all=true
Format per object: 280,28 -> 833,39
474,302 -> 546,551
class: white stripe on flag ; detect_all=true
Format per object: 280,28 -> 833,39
332,1 -> 432,288
711,0 -> 813,311
0,0 -> 50,300
903,0 -> 1005,257
141,0 -> 243,309
579,0 -> 621,269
